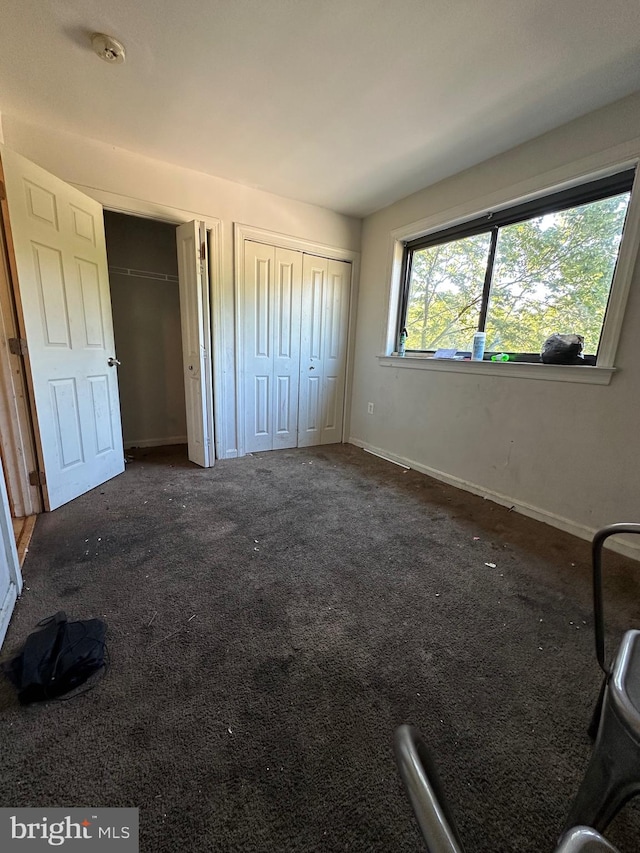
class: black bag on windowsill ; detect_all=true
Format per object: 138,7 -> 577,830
2,611 -> 107,704
541,333 -> 585,365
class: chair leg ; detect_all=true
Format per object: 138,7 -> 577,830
563,688 -> 640,834
587,676 -> 607,741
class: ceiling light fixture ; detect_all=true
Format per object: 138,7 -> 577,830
91,33 -> 126,65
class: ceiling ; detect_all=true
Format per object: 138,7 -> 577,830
1,0 -> 640,218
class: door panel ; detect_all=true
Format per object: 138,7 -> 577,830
77,258 -> 106,347
275,376 -> 292,435
324,376 -> 339,431
273,249 -> 302,448
320,260 -> 351,444
244,242 -> 273,453
243,242 -> 302,453
298,257 -> 325,446
298,256 -> 351,446
176,220 -> 215,468
1,145 -> 124,510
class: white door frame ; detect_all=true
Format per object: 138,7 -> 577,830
56,191 -> 224,462
0,457 -> 23,650
234,223 -> 360,458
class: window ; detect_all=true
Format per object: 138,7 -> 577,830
397,170 -> 635,363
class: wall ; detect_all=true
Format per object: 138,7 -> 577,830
350,92 -> 640,556
2,115 -> 361,458
104,211 -> 186,449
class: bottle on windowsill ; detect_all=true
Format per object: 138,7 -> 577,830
399,328 -> 408,357
471,331 -> 486,361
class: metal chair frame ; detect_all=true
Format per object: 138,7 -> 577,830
394,724 -> 619,852
563,523 -> 640,833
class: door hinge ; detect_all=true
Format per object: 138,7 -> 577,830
29,470 -> 46,487
0,181 -> 5,201
8,337 -> 28,356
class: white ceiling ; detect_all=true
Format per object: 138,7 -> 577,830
1,0 -> 640,217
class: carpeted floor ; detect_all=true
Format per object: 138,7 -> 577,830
1,443 -> 639,852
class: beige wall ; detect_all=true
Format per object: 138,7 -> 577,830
350,92 -> 640,556
2,115 -> 361,458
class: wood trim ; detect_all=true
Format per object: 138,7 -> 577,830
0,151 -> 42,516
12,514 -> 36,567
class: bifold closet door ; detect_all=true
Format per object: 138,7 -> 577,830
298,255 -> 351,446
176,220 -> 215,468
243,241 -> 302,453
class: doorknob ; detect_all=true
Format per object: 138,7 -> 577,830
107,357 -> 121,367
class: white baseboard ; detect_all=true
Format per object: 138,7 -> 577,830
124,436 -> 187,449
348,436 -> 640,561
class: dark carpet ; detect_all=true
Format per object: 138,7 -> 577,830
1,444 -> 639,852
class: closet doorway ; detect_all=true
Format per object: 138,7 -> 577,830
104,211 -> 188,453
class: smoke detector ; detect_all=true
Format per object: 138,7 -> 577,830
91,33 -> 126,64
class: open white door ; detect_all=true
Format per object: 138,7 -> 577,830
176,221 -> 214,467
0,459 -> 22,650
1,145 -> 125,510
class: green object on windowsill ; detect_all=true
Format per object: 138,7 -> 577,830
490,353 -> 510,362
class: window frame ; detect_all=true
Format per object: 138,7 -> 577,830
396,169 -> 636,363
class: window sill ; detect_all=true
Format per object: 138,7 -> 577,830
377,354 -> 615,385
